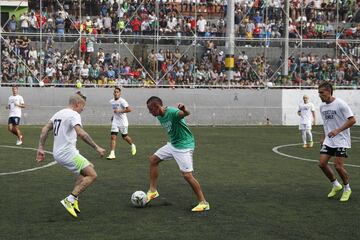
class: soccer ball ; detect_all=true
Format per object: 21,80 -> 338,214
131,191 -> 148,207
39,81 -> 45,87
76,80 -> 82,89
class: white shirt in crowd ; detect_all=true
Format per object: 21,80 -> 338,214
197,18 -> 207,32
320,98 -> 354,148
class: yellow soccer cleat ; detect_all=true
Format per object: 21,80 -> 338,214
73,199 -> 80,213
340,189 -> 351,202
191,201 -> 210,212
146,190 -> 159,202
60,198 -> 78,218
308,141 -> 314,148
327,185 -> 343,198
131,144 -> 137,156
106,152 -> 116,160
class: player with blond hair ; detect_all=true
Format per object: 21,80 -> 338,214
297,95 -> 315,148
36,92 -> 105,218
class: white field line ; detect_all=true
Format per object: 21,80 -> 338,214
272,141 -> 360,168
0,145 -> 56,176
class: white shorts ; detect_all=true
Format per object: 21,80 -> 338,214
55,152 -> 91,175
154,143 -> 194,172
299,124 -> 311,130
111,124 -> 128,135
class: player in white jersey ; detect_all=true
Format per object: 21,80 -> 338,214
106,86 -> 136,160
6,86 -> 25,145
297,95 -> 315,148
36,92 -> 106,218
318,82 -> 356,202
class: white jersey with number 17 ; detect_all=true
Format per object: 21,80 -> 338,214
50,108 -> 82,160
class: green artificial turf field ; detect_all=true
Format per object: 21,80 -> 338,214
0,125 -> 359,240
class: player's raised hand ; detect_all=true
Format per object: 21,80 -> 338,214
178,103 -> 185,111
178,103 -> 190,117
36,149 -> 45,163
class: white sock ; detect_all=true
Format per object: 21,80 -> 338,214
306,130 -> 313,142
344,184 -> 351,191
131,144 -> 135,147
301,130 -> 307,144
66,194 -> 77,203
332,179 -> 341,187
111,150 -> 115,154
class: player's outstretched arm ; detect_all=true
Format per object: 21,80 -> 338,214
74,125 -> 106,157
37,120 -> 53,163
328,116 -> 356,138
114,106 -> 132,114
16,103 -> 26,108
178,103 -> 190,118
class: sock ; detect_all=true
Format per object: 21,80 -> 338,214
301,130 -> 307,144
66,194 -> 77,203
111,150 -> 115,154
344,184 -> 351,191
131,144 -> 135,147
332,179 -> 341,187
306,129 -> 313,142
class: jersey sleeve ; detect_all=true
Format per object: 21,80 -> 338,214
70,112 -> 82,128
310,103 -> 315,112
170,107 -> 181,121
121,98 -> 129,108
339,100 -> 354,119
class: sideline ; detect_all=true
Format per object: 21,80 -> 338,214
272,142 -> 360,168
0,145 -> 56,176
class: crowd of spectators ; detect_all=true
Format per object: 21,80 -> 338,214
1,33 -> 359,87
5,0 -> 360,40
1,0 -> 359,87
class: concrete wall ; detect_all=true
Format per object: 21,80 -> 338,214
0,87 -> 282,125
1,87 -> 358,126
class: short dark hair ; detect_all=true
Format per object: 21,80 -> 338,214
318,82 -> 333,95
147,96 -> 163,106
114,86 -> 121,92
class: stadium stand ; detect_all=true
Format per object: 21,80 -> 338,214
1,0 -> 359,87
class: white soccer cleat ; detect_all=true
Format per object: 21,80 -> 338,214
106,152 -> 116,160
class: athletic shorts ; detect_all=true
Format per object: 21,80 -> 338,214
8,117 -> 21,125
320,145 -> 348,158
111,123 -> 128,135
299,123 -> 311,130
55,153 -> 91,174
154,143 -> 194,172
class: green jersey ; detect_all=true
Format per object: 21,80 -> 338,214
157,107 -> 195,149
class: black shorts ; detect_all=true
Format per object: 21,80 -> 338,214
8,117 -> 21,125
320,145 -> 348,158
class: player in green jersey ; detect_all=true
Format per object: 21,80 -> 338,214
146,96 -> 210,212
